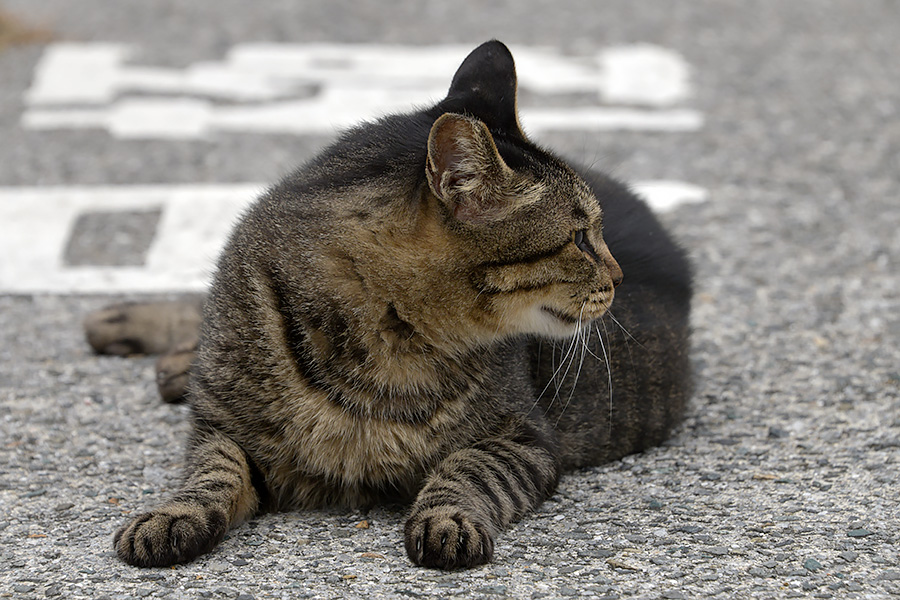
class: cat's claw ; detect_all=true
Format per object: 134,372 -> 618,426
404,507 -> 494,569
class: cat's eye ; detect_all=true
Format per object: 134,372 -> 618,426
573,229 -> 585,248
573,229 -> 600,262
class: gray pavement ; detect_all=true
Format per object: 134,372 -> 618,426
1,1 -> 899,599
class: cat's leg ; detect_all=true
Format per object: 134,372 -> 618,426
155,341 -> 197,403
405,420 -> 560,569
84,297 -> 204,356
114,422 -> 260,567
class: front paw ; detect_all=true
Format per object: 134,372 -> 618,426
114,507 -> 226,567
404,507 -> 495,569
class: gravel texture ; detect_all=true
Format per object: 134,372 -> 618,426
1,1 -> 899,598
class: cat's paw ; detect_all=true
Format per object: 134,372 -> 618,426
155,342 -> 196,403
404,506 -> 495,569
113,506 -> 227,567
84,300 -> 201,356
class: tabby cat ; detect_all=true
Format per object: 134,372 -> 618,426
87,41 -> 692,569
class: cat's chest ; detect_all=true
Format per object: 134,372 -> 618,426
263,386 -> 472,494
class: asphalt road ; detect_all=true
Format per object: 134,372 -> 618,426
1,1 -> 899,599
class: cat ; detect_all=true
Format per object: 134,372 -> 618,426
86,40 -> 692,569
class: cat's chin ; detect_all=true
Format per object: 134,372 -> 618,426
512,305 -> 590,339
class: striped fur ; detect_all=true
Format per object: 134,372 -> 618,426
98,41 -> 692,569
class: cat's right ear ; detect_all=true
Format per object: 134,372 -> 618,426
426,113 -> 515,225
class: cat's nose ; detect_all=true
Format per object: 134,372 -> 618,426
610,259 -> 624,288
596,242 -> 623,288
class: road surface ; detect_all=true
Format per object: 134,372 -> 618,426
1,1 -> 898,598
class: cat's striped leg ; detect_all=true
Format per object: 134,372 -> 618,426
405,421 -> 560,569
114,422 -> 260,567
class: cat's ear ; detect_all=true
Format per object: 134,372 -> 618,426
426,113 -> 515,225
444,40 -> 526,140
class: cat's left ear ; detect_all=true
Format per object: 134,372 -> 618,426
426,113 -> 517,225
444,40 -> 527,141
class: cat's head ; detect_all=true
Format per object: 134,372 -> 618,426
423,41 -> 623,340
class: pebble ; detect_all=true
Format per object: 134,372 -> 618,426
475,586 -> 508,595
847,528 -> 873,537
804,558 -> 822,572
207,560 -> 231,573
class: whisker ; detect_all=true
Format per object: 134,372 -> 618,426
606,309 -> 644,349
533,329 -> 579,412
555,303 -> 590,426
596,319 -> 614,430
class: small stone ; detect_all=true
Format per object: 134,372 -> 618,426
606,558 -> 640,571
206,560 -> 230,573
231,558 -> 248,566
768,427 -> 790,439
625,534 -> 648,544
847,528 -> 873,537
662,592 -> 687,599
677,525 -> 702,534
706,546 -> 729,556
804,558 -> 822,571
838,551 -> 858,562
13,585 -> 35,593
475,585 -> 508,595
648,498 -> 663,510
578,549 -> 614,559
876,571 -> 900,581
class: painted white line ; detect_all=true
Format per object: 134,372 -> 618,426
523,107 -> 703,133
0,182 -> 706,294
24,101 -> 704,138
0,185 -> 263,294
23,43 -> 700,139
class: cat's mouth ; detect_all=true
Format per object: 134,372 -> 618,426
541,306 -> 580,325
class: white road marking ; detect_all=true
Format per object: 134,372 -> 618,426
0,182 -> 706,294
23,43 -> 702,138
24,101 -> 704,139
0,185 -> 262,294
